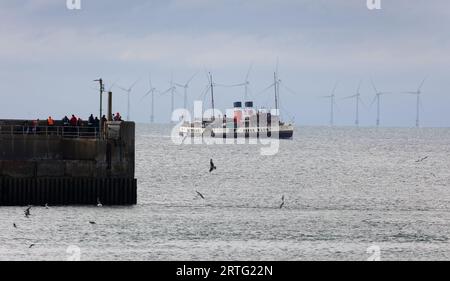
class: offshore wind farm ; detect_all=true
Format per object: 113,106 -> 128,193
103,70 -> 433,129
1,0 -> 450,263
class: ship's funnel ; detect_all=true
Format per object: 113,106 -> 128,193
233,102 -> 242,123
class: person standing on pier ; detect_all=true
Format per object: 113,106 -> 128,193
47,116 -> 55,134
88,114 -> 95,126
62,116 -> 69,126
47,116 -> 54,126
70,115 -> 77,126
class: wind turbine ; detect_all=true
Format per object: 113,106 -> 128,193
341,80 -> 364,126
174,72 -> 198,110
117,79 -> 140,121
142,74 -> 158,123
160,73 -> 178,122
321,82 -> 338,126
234,63 -> 254,101
257,61 -> 297,120
370,79 -> 391,127
403,78 -> 427,128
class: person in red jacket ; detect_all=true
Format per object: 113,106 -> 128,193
70,115 -> 77,126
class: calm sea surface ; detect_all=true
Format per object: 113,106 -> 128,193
1,125 -> 450,260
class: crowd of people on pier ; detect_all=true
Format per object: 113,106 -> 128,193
21,112 -> 123,137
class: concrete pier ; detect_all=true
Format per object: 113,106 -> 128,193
0,119 -> 137,206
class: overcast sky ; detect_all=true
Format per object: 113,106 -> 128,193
0,0 -> 449,127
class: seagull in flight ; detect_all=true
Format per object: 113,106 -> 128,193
24,206 -> 31,218
196,191 -> 205,200
279,195 -> 285,209
416,156 -> 429,163
209,159 -> 217,173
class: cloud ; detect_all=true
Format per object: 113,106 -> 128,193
0,0 -> 449,125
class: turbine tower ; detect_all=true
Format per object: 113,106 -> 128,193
238,63 -> 253,101
403,78 -> 427,128
117,79 -> 140,121
161,73 -> 177,122
342,80 -> 364,126
142,74 -> 158,123
370,79 -> 391,127
174,72 -> 198,110
321,82 -> 338,126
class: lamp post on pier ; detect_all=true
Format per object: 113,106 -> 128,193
94,78 -> 104,139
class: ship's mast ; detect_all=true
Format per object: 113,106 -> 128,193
210,72 -> 215,120
274,72 -> 279,114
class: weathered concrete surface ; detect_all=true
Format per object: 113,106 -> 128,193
0,121 -> 135,179
0,120 -> 137,205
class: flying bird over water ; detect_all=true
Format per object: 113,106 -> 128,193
209,159 -> 217,173
416,156 -> 429,163
280,195 -> 285,209
24,206 -> 31,218
196,191 -> 205,200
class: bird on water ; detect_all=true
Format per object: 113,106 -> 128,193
13,223 -> 17,228
97,197 -> 103,207
209,159 -> 217,173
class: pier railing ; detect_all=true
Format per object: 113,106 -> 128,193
0,124 -> 99,139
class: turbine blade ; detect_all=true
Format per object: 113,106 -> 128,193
281,84 -> 297,96
108,78 -> 120,92
204,69 -> 210,83
186,72 -> 198,85
341,94 -> 358,100
275,57 -> 279,76
418,77 -> 427,92
257,83 -> 275,96
359,97 -> 369,109
116,85 -> 129,92
357,79 -> 362,94
141,91 -> 151,100
245,62 -> 253,81
159,88 -> 172,96
220,82 -> 247,87
199,85 -> 211,99
129,78 -> 140,90
370,78 -> 378,94
331,81 -> 339,95
369,95 -> 377,108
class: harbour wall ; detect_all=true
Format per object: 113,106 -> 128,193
0,120 -> 137,206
